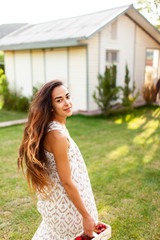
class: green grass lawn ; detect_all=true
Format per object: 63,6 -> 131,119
0,109 -> 27,122
0,106 -> 160,239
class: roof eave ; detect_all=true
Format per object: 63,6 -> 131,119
0,39 -> 83,51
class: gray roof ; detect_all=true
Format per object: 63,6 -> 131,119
0,23 -> 27,39
0,4 -> 159,50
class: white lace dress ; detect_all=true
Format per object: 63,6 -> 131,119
32,121 -> 98,240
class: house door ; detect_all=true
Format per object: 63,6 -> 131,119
145,49 -> 160,85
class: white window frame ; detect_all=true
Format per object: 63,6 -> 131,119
106,50 -> 119,65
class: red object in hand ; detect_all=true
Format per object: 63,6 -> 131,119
75,222 -> 107,239
94,222 -> 107,234
101,224 -> 106,228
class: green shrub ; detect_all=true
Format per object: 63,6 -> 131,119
30,86 -> 38,102
0,68 -> 8,93
93,65 -> 121,116
0,68 -> 8,109
3,92 -> 30,112
121,64 -> 139,107
0,69 -> 33,112
0,51 -> 4,71
0,51 -> 4,63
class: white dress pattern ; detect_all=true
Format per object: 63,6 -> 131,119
32,121 -> 98,240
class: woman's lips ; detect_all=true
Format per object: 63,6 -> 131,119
64,107 -> 71,111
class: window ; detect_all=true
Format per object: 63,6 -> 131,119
106,50 -> 118,64
145,49 -> 160,83
146,50 -> 154,66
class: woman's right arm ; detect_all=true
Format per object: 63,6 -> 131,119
44,130 -> 96,238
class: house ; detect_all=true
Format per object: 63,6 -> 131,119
0,4 -> 159,112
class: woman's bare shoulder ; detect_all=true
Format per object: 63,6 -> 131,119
44,130 -> 68,153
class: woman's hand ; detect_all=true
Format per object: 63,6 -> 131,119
83,214 -> 96,238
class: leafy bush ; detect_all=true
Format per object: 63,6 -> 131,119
142,82 -> 156,104
93,65 -> 121,116
0,68 -> 8,94
0,68 -> 33,112
121,64 -> 139,107
0,51 -> 4,63
30,86 -> 38,102
0,51 -> 4,71
0,68 -> 8,109
3,92 -> 30,112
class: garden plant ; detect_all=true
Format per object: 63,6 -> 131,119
93,65 -> 121,116
121,64 -> 139,107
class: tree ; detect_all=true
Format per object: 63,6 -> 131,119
121,64 -> 139,107
134,0 -> 160,30
93,65 -> 121,116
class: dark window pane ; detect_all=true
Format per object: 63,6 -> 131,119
112,52 -> 117,62
106,52 -> 109,61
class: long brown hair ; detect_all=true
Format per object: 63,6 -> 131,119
18,80 -> 63,197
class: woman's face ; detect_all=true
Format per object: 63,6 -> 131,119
51,85 -> 72,118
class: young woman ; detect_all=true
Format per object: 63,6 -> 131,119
18,80 -> 98,240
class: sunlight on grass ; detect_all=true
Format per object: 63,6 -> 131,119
152,107 -> 160,118
114,114 -> 133,124
133,120 -> 159,145
144,119 -> 159,130
108,145 -> 129,160
125,114 -> 132,122
127,116 -> 146,130
142,137 -> 159,163
114,118 -> 122,124
98,205 -> 117,222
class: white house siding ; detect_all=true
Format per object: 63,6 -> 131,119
4,47 -> 87,112
14,50 -> 32,97
80,15 -> 135,111
31,49 -> 45,88
134,26 -> 160,96
80,35 -> 99,111
45,48 -> 68,86
44,47 -> 87,111
4,51 -> 15,91
68,47 -> 87,112
99,15 -> 135,88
